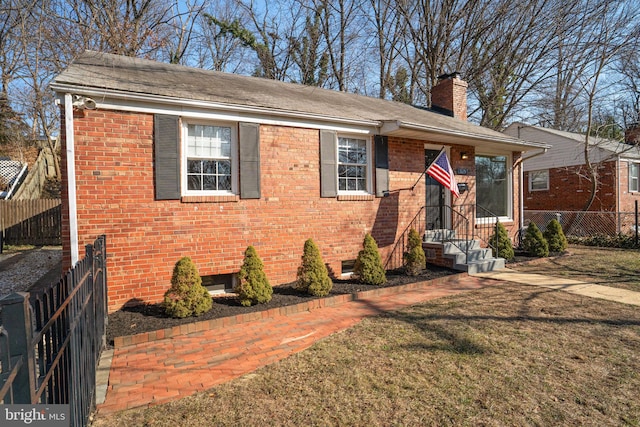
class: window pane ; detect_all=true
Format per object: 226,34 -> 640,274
337,137 -> 368,192
476,155 -> 508,217
187,124 -> 232,158
630,163 -> 639,192
530,170 -> 548,191
187,175 -> 201,190
218,175 -> 231,191
188,160 -> 201,173
203,175 -> 217,191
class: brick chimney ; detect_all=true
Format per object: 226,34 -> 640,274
625,122 -> 640,145
430,72 -> 468,121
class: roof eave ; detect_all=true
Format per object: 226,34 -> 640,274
50,82 -> 381,128
381,120 -> 550,151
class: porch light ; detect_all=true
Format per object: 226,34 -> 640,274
457,183 -> 468,194
460,152 -> 469,160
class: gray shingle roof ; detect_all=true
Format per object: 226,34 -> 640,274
51,51 -> 547,150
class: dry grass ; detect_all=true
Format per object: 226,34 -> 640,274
92,281 -> 640,426
511,245 -> 640,292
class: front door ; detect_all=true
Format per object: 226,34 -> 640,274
425,149 -> 446,230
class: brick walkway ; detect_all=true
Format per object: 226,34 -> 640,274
96,274 -> 497,415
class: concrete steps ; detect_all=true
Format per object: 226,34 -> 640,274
423,229 -> 505,274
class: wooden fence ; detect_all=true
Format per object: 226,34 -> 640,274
0,199 -> 61,247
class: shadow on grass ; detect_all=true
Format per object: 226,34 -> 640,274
348,285 -> 640,357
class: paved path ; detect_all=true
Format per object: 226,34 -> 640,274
95,274 -> 495,415
95,270 -> 640,418
474,269 -> 640,306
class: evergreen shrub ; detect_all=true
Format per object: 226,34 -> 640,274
235,245 -> 273,307
163,257 -> 212,318
522,222 -> 549,257
354,233 -> 387,285
543,219 -> 568,253
488,221 -> 514,260
403,228 -> 426,275
296,239 -> 333,297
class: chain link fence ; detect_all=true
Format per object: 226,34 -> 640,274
524,210 -> 639,238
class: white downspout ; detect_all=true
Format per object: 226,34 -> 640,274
64,93 -> 79,265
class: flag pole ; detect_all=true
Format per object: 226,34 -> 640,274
411,146 -> 446,191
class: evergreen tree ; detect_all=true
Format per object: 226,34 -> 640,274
488,221 -> 514,260
235,246 -> 272,306
522,222 -> 549,257
354,233 -> 387,285
403,228 -> 426,275
543,219 -> 568,253
163,257 -> 212,318
296,239 -> 333,296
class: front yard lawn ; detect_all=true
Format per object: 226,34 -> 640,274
510,244 -> 640,292
93,276 -> 640,426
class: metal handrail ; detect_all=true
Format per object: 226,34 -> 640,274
475,204 -> 501,258
425,205 -> 471,264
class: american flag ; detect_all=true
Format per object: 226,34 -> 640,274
426,149 -> 460,198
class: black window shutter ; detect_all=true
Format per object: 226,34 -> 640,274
154,114 -> 181,200
320,130 -> 337,197
375,135 -> 389,197
239,122 -> 261,199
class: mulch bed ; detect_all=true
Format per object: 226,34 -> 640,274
106,265 -> 459,347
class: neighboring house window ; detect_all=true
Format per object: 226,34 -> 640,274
630,163 -> 640,192
529,170 -> 549,191
183,123 -> 238,194
338,136 -> 371,193
476,154 -> 511,219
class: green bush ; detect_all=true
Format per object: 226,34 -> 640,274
296,239 -> 333,297
543,219 -> 568,253
488,221 -> 514,260
522,222 -> 549,257
568,233 -> 640,249
235,246 -> 272,307
403,228 -> 426,275
354,233 -> 387,285
163,257 -> 212,318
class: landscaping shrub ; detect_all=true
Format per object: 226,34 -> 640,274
403,228 -> 426,275
568,233 -> 640,249
163,257 -> 212,318
235,246 -> 273,307
522,222 -> 549,257
296,239 -> 333,297
543,219 -> 568,253
487,221 -> 514,260
354,233 -> 387,285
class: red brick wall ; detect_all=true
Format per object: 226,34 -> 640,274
618,160 -> 640,212
62,110 -> 439,311
524,161 -> 617,211
430,77 -> 468,121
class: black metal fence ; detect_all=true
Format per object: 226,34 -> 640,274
0,235 -> 107,427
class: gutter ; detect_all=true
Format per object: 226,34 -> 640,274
50,83 -> 380,129
63,93 -> 80,265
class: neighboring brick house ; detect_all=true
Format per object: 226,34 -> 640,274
52,51 -> 547,312
503,123 -> 640,214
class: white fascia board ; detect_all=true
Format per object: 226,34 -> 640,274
382,120 -> 550,151
51,85 -> 378,135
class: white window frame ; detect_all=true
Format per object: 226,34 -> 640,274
630,162 -> 640,193
181,120 -> 238,196
337,134 -> 373,195
475,152 -> 513,223
529,169 -> 549,191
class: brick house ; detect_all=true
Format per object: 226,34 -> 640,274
503,123 -> 640,214
52,52 -> 547,312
